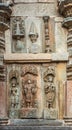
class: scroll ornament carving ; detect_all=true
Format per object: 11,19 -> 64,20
43,66 -> 56,108
21,65 -> 38,77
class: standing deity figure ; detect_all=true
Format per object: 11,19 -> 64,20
44,66 -> 56,108
22,78 -> 38,108
10,77 -> 19,109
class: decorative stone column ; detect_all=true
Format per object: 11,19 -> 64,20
43,16 -> 52,53
58,0 -> 72,125
0,0 -> 12,124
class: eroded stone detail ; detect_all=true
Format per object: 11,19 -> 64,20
20,65 -> 38,118
12,17 -> 25,53
9,70 -> 20,118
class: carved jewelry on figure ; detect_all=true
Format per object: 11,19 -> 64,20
43,66 -> 56,108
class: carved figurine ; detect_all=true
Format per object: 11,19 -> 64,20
21,65 -> 38,109
43,66 -> 56,108
10,77 -> 19,108
9,70 -> 20,118
22,78 -> 38,108
12,17 -> 25,52
29,22 -> 40,54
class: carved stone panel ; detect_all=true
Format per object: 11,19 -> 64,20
7,64 -> 58,119
20,65 -> 42,118
11,16 -> 54,53
7,64 -> 43,119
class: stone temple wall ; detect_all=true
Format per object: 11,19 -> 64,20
0,0 -> 72,129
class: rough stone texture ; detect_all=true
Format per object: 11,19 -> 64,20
15,0 -> 38,3
0,82 -> 7,118
67,81 -> 72,117
0,126 -> 72,130
14,0 -> 55,3
12,4 -> 57,16
55,17 -> 68,53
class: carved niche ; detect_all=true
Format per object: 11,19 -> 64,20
43,66 -> 57,119
9,70 -> 20,118
20,65 -> 38,118
12,17 -> 26,53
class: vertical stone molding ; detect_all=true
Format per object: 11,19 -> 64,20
43,16 -> 52,53
58,0 -> 72,123
0,0 -> 12,123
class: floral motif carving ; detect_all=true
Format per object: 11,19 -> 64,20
21,65 -> 38,77
43,66 -> 56,108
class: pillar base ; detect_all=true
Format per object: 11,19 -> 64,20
64,117 -> 72,126
0,118 -> 8,125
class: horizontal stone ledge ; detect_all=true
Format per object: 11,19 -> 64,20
4,53 -> 68,63
14,0 -> 55,3
0,126 -> 72,130
9,119 -> 64,126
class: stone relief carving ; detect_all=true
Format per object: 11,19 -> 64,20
29,22 -> 40,54
22,77 -> 38,108
11,16 -> 54,54
20,65 -> 38,118
43,16 -> 52,53
43,66 -> 56,108
9,70 -> 20,118
12,17 -> 26,53
43,66 -> 57,119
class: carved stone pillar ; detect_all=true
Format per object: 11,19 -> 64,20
0,0 -> 12,123
58,0 -> 72,124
